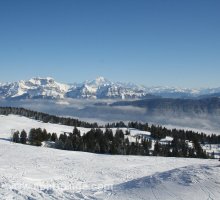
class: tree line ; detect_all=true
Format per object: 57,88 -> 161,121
12,128 -> 152,156
0,107 -> 98,128
1,106 -> 217,158
2,106 -> 220,145
127,121 -> 220,144
12,127 -> 211,159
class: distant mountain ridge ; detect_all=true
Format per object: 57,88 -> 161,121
111,97 -> 220,116
0,76 -> 220,100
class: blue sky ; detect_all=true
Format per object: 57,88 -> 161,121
0,0 -> 219,87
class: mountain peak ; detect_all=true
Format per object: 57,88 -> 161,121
85,76 -> 111,86
96,76 -> 105,81
29,76 -> 54,81
95,76 -> 109,83
28,77 -> 55,85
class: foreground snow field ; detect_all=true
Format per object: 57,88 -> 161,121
0,115 -> 220,199
0,140 -> 220,200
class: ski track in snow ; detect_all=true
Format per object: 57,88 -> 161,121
0,115 -> 220,199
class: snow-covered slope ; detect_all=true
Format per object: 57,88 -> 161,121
0,115 -> 151,138
0,115 -> 220,199
1,76 -> 220,100
0,115 -> 89,138
0,137 -> 219,199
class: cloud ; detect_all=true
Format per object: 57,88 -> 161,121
1,99 -> 219,135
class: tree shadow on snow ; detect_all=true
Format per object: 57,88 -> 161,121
0,137 -> 12,142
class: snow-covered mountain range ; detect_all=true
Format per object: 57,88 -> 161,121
0,76 -> 220,100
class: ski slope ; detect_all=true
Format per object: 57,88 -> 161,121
0,115 -> 220,199
0,115 -> 90,138
0,140 -> 219,200
0,114 -> 152,141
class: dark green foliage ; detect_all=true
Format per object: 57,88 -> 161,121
20,130 -> 27,144
12,131 -> 20,143
105,121 -> 126,128
49,127 -> 151,156
59,133 -> 67,143
51,133 -> 58,142
12,125 -> 211,158
64,139 -> 73,150
152,136 -> 209,158
28,128 -> 51,146
128,121 -> 220,145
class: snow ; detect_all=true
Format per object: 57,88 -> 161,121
0,115 -> 220,199
0,140 -> 220,199
0,115 -> 90,138
202,144 -> 220,159
129,128 -> 151,137
160,136 -> 173,143
3,76 -> 220,100
0,77 -> 70,99
0,115 -> 152,139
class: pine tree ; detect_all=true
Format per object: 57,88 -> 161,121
12,131 -> 20,143
59,133 -> 67,143
51,133 -> 58,142
20,130 -> 27,144
153,141 -> 161,156
64,138 -> 73,150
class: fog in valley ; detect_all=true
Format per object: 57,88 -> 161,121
1,99 -> 219,135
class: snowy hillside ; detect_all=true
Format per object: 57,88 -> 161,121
1,76 -> 220,99
0,138 -> 220,199
0,115 -> 150,139
0,115 -> 89,138
0,114 -> 152,147
0,114 -> 220,199
1,114 -> 220,158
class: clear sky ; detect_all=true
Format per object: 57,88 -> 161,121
0,0 -> 219,88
